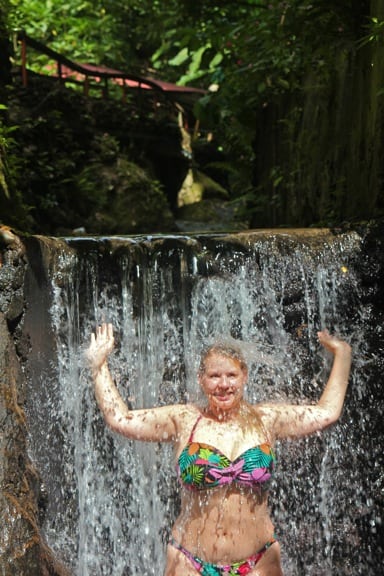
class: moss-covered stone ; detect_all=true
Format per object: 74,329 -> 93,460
4,74 -> 189,235
78,157 -> 175,234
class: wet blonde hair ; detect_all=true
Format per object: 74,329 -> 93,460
198,341 -> 248,375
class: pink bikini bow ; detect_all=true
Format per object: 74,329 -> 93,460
208,459 -> 271,485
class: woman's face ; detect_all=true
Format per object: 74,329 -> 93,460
199,352 -> 247,415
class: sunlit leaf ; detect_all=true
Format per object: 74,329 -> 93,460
209,52 -> 223,68
189,45 -> 209,74
168,47 -> 189,66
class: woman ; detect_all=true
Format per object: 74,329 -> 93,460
87,323 -> 352,576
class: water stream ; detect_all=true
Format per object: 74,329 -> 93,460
24,231 -> 382,575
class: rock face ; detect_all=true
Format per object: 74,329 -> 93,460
0,227 -> 70,576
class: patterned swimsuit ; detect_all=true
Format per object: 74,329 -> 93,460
171,414 -> 276,575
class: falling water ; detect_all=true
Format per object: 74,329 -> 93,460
24,230 -> 383,575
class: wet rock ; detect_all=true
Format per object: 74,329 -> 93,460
0,233 -> 71,575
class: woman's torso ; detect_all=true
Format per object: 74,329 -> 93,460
172,405 -> 276,563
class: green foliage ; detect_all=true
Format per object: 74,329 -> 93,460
357,15 -> 384,48
0,108 -> 10,199
5,75 -> 179,234
5,0 -> 384,229
121,0 -> 365,211
0,105 -> 35,231
0,105 -> 21,201
9,0 -> 140,69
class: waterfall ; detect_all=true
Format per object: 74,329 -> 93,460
23,230 -> 382,575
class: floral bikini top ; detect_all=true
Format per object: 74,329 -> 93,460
177,415 -> 276,491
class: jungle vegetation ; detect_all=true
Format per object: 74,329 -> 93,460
1,0 -> 384,233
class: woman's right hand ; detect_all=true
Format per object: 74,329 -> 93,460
86,323 -> 115,372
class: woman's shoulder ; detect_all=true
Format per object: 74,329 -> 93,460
168,402 -> 201,424
246,401 -> 280,441
170,404 -> 203,449
241,400 -> 271,419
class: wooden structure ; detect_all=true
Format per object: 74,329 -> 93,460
15,30 -> 206,115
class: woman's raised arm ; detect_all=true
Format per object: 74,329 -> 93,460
315,329 -> 352,421
260,330 -> 352,440
86,323 -> 181,442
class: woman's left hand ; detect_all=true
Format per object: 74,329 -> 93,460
317,329 -> 351,356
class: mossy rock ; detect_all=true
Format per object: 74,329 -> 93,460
79,157 -> 175,234
176,197 -> 249,232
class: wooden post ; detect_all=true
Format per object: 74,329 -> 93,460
102,77 -> 108,98
21,37 -> 27,87
122,81 -> 126,104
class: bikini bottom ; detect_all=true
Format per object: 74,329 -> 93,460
169,536 -> 276,576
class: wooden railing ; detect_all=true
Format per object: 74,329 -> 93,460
16,30 -> 165,101
14,30 -> 205,110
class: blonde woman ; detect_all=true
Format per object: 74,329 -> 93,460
87,324 -> 351,576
